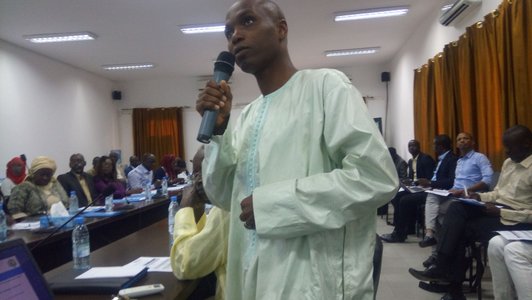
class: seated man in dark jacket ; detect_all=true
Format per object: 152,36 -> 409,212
407,139 -> 436,183
387,140 -> 436,216
382,135 -> 457,247
57,153 -> 96,207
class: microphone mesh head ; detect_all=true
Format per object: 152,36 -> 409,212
214,51 -> 235,76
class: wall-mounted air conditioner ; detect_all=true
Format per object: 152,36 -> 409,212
440,0 -> 481,26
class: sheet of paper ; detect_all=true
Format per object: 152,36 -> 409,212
82,206 -> 105,212
120,193 -> 146,202
426,189 -> 451,197
124,257 -> 172,272
10,221 -> 41,230
75,265 -> 146,279
168,183 -> 189,192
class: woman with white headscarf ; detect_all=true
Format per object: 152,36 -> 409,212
8,156 -> 69,219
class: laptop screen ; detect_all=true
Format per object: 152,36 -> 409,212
0,239 -> 54,300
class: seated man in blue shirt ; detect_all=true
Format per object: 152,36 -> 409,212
419,132 -> 493,249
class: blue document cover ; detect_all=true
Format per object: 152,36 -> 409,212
82,211 -> 123,218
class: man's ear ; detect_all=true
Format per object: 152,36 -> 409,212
278,19 -> 288,41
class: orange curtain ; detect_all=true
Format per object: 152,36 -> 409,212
495,0 -> 531,127
413,0 -> 531,170
413,64 -> 435,154
132,107 -> 184,168
467,18 -> 505,168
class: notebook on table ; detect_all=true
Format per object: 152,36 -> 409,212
0,238 -> 54,300
48,265 -> 148,294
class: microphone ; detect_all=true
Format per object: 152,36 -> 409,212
30,185 -> 116,251
197,51 -> 235,144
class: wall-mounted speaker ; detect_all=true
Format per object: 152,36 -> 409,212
381,72 -> 390,82
112,90 -> 122,100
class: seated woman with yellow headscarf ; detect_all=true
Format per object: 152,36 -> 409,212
8,156 -> 69,219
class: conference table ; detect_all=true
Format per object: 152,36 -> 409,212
44,219 -> 197,299
8,190 -> 180,273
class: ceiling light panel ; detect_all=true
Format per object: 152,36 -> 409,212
180,24 -> 225,34
102,63 -> 155,71
325,47 -> 380,57
334,6 -> 409,22
24,32 -> 96,43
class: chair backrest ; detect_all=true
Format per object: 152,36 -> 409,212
373,234 -> 383,299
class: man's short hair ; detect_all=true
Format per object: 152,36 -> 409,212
434,135 -> 452,150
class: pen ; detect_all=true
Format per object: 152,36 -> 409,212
462,183 -> 469,197
144,258 -> 156,267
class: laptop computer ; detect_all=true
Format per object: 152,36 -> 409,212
0,238 -> 54,300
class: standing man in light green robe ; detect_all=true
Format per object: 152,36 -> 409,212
196,0 -> 399,299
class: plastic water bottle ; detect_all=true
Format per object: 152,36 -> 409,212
72,217 -> 90,269
162,176 -> 168,197
105,195 -> 113,212
168,196 -> 179,249
0,204 -> 7,242
144,181 -> 152,202
68,191 -> 79,215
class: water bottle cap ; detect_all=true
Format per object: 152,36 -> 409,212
171,196 -> 177,202
70,191 -> 76,197
74,217 -> 84,225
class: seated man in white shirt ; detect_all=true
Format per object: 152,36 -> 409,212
488,234 -> 532,300
170,146 -> 229,300
127,153 -> 160,190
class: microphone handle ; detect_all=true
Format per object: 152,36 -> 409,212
197,110 -> 219,144
197,70 -> 231,144
30,193 -> 108,251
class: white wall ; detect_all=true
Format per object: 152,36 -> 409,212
118,66 -> 387,165
339,64 -> 389,137
0,39 -> 120,174
386,0 -> 502,159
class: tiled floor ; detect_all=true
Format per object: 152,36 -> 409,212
375,216 -> 494,300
